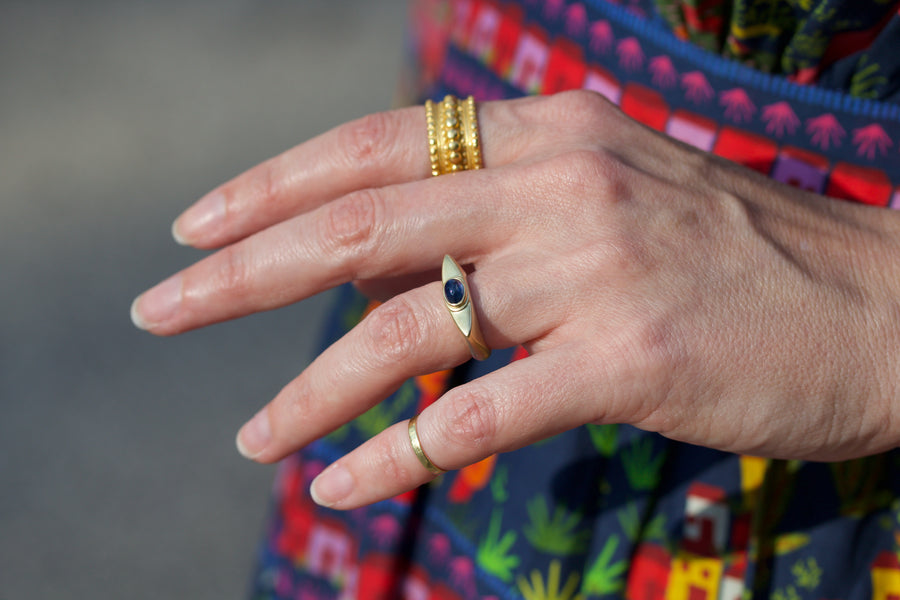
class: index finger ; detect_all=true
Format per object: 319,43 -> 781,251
173,107 -> 428,249
171,95 -> 550,249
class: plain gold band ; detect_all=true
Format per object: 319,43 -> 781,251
408,414 -> 444,475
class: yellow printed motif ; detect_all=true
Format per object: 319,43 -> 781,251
666,555 -> 723,600
871,551 -> 900,600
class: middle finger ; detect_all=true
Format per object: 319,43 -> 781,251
132,166 -> 517,335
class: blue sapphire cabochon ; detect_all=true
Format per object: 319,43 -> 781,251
444,278 -> 465,305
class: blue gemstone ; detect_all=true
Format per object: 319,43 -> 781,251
444,278 -> 465,305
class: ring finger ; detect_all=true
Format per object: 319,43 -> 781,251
235,255 -> 568,464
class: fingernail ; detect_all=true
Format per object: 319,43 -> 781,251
130,274 -> 182,330
310,463 -> 354,507
236,407 -> 272,460
172,191 -> 225,245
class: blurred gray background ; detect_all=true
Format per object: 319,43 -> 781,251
0,1 -> 407,597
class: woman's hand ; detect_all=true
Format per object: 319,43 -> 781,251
131,90 -> 900,509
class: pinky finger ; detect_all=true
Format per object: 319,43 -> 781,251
309,347 -> 595,509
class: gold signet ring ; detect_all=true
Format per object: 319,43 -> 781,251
441,255 -> 490,361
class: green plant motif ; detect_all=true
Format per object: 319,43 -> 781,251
791,557 -> 822,590
352,380 -> 416,438
326,422 -> 351,442
586,424 -> 618,457
781,30 -> 829,71
772,585 -> 801,600
491,464 -> 509,503
477,509 -> 520,583
446,503 -> 480,541
581,535 -> 627,596
850,54 -> 888,99
524,496 -> 591,555
788,0 -> 812,11
621,436 -> 666,491
518,560 -> 584,600
340,293 -> 369,332
809,2 -> 838,24
829,454 -> 892,516
771,556 -> 822,600
617,503 -> 666,543
774,533 -> 810,555
879,498 -> 900,532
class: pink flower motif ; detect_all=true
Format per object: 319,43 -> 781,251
680,71 -> 713,104
428,533 -> 452,565
369,514 -> 401,545
449,556 -> 477,598
272,455 -> 301,497
853,124 -> 893,159
302,460 -> 326,485
805,113 -> 845,150
761,101 -> 800,137
648,55 -> 677,88
616,37 -> 644,71
275,569 -> 293,597
719,88 -> 756,123
589,20 -> 614,54
625,0 -> 647,18
543,0 -> 566,20
349,506 -> 369,528
565,3 -> 588,37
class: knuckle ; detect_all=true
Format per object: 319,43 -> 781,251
635,318 -> 685,375
369,431 -> 414,483
546,89 -> 615,137
629,318 -> 687,414
260,158 -> 281,203
319,189 -> 381,257
440,386 -> 498,453
340,111 -> 396,167
277,375 -> 314,427
553,89 -> 612,116
213,244 -> 253,299
561,148 -> 622,183
363,297 -> 422,364
535,149 -> 627,210
243,156 -> 284,210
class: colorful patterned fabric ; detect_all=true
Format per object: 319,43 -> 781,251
250,1 -> 900,599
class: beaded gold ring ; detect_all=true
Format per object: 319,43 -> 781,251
425,95 -> 483,177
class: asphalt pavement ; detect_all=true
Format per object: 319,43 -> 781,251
0,1 -> 407,597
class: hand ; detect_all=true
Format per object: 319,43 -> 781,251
132,90 -> 900,509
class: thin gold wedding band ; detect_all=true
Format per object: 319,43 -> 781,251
408,414 -> 444,475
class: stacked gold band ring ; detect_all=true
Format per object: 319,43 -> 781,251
408,414 -> 444,475
425,95 -> 483,177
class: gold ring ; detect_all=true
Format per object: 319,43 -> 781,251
442,255 -> 491,361
408,414 -> 444,475
425,95 -> 483,176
